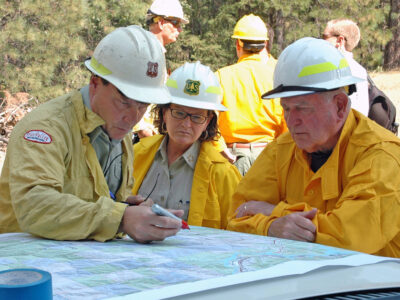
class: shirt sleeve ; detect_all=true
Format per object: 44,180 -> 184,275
212,162 -> 242,229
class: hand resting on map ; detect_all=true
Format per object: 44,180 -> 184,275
268,209 -> 317,242
235,201 -> 317,243
235,200 -> 275,218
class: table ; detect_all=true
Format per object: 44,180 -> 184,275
1,227 -> 399,299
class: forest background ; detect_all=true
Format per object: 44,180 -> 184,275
1,0 -> 400,102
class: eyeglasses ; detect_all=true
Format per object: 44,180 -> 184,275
322,33 -> 347,41
164,18 -> 182,28
169,108 -> 208,124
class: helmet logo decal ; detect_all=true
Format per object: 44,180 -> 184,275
146,62 -> 159,78
184,79 -> 200,96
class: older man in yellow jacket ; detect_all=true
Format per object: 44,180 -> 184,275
227,37 -> 400,258
215,14 -> 287,176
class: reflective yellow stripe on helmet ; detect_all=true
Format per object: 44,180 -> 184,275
205,86 -> 222,95
166,78 -> 178,89
90,57 -> 112,76
298,58 -> 349,78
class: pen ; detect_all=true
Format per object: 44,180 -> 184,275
151,204 -> 190,230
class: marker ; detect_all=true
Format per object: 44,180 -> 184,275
151,204 -> 190,230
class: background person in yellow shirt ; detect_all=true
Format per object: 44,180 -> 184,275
132,62 -> 241,229
227,37 -> 400,258
215,14 -> 287,176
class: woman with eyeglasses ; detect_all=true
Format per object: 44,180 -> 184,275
132,61 -> 241,229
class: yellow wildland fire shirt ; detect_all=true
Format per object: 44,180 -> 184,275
132,135 -> 241,229
0,90 -> 131,241
228,110 -> 400,258
214,53 -> 287,151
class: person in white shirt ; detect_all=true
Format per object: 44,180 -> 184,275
323,19 -> 369,116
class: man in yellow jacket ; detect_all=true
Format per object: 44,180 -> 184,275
215,14 -> 287,175
227,37 -> 400,258
0,26 -> 184,244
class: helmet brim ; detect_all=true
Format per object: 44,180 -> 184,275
170,96 -> 227,111
85,59 -> 171,104
262,75 -> 365,99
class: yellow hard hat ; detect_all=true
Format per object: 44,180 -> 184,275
231,14 -> 268,41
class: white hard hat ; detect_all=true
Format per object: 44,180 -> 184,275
262,37 -> 364,99
147,0 -> 189,24
166,61 -> 227,111
85,25 -> 171,104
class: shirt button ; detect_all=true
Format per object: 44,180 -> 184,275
309,189 -> 314,196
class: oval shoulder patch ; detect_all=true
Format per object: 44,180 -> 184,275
24,130 -> 52,144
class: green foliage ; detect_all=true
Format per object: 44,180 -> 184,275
0,0 -> 150,102
0,0 -> 87,101
0,0 -> 396,101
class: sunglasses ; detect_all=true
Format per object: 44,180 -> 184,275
164,18 -> 182,28
322,33 -> 347,41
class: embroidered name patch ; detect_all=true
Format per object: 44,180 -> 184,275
24,130 -> 52,144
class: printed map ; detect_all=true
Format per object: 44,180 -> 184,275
0,227 -> 386,299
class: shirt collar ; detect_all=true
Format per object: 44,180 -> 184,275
157,39 -> 167,54
237,52 -> 263,63
81,85 -> 91,110
341,50 -> 354,60
156,136 -> 200,170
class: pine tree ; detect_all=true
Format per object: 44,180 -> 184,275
0,0 -> 397,101
0,0 -> 87,101
384,0 -> 400,70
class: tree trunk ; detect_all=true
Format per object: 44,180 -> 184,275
274,9 -> 285,54
384,0 -> 400,70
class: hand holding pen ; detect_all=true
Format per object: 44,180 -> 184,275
151,204 -> 190,230
113,173 -> 188,243
119,204 -> 184,243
